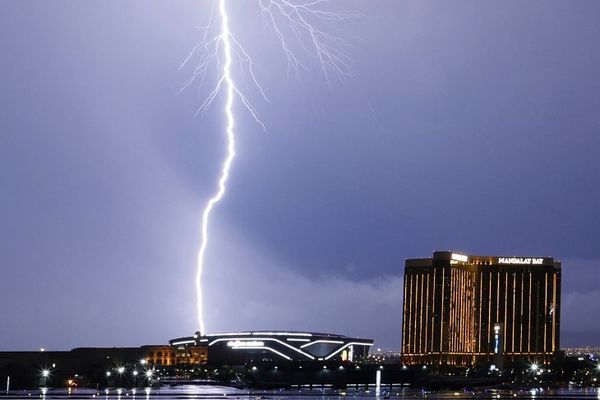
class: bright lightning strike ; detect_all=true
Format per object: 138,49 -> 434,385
183,0 -> 356,336
193,0 -> 240,337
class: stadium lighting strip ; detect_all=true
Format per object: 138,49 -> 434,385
230,346 -> 292,360
324,342 -> 373,360
300,340 -> 345,349
208,337 -> 316,360
251,332 -> 312,337
171,339 -> 197,346
203,332 -> 312,337
204,332 -> 252,337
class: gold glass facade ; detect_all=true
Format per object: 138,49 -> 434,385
401,251 -> 561,366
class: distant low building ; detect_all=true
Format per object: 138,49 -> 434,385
142,345 -> 206,366
0,345 -> 207,389
0,345 -> 206,371
401,251 -> 561,366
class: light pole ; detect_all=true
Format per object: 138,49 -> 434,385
145,368 -> 153,386
105,370 -> 111,387
531,363 -> 539,372
116,366 -> 125,387
40,369 -> 50,388
132,370 -> 138,387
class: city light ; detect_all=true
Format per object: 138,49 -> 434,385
41,369 -> 50,378
105,371 -> 111,377
531,363 -> 539,372
145,370 -> 153,378
117,367 -> 125,374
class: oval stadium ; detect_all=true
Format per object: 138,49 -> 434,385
169,331 -> 373,365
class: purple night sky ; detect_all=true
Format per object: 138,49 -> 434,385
1,1 -> 599,350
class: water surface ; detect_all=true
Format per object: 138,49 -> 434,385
2,385 -> 599,400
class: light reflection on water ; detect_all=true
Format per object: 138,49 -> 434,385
5,386 -> 600,399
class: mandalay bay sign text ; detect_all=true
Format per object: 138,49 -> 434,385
497,257 -> 545,265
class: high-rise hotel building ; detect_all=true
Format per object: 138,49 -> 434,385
401,251 -> 561,366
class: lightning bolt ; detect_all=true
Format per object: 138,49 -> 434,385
183,0 -> 356,336
193,0 -> 232,337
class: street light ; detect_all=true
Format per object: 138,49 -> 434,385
106,371 -> 112,377
531,364 -> 539,372
117,367 -> 125,374
40,368 -> 50,387
133,370 -> 139,376
145,370 -> 153,379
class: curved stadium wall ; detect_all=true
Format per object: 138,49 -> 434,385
170,331 -> 373,365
